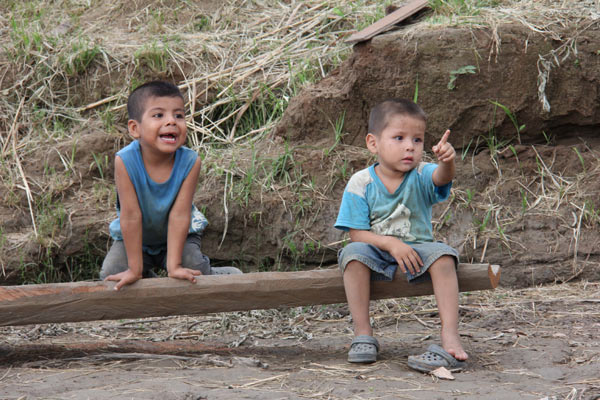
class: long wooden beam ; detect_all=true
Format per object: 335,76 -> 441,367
0,264 -> 499,327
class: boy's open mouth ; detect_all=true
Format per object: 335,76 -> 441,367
160,134 -> 177,143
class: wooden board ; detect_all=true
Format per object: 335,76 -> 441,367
0,264 -> 500,326
345,0 -> 429,44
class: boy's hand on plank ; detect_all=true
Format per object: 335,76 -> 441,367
168,266 -> 202,283
105,269 -> 142,291
432,129 -> 456,163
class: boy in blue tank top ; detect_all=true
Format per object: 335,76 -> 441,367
101,81 -> 240,291
334,99 -> 467,372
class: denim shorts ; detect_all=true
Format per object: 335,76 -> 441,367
337,241 -> 459,283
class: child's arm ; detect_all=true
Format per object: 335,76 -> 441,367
432,129 -> 456,186
165,158 -> 203,282
105,157 -> 144,290
349,229 -> 423,275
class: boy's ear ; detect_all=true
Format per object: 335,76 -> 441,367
365,133 -> 378,154
128,119 -> 141,139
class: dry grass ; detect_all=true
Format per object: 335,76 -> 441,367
1,0 -> 596,155
0,1 -> 386,265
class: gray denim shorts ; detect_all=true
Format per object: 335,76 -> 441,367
337,241 -> 459,282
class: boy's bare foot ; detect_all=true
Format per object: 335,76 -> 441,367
441,328 -> 468,361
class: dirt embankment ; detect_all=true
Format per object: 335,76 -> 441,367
2,22 -> 600,288
202,22 -> 600,287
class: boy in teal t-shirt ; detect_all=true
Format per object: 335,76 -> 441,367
335,99 -> 467,372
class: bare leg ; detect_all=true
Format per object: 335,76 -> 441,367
428,256 -> 468,360
343,260 -> 372,337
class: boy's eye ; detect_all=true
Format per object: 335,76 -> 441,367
153,113 -> 163,118
394,136 -> 403,141
175,113 -> 185,119
414,137 -> 423,143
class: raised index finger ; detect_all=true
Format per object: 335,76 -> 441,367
438,129 -> 451,146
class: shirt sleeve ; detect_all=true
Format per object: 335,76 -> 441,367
334,189 -> 371,232
418,163 -> 452,205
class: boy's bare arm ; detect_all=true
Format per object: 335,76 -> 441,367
432,129 -> 456,186
166,157 -> 202,282
349,229 -> 423,275
105,157 -> 144,290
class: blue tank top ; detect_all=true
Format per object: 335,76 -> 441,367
109,140 -> 208,254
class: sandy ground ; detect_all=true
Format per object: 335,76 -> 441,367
1,281 -> 599,400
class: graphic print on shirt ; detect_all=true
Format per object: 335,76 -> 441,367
371,202 -> 416,241
190,204 -> 208,231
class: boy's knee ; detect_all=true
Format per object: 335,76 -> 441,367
181,237 -> 211,275
439,255 -> 457,267
100,241 -> 128,279
99,261 -> 126,280
428,255 -> 456,275
344,260 -> 369,275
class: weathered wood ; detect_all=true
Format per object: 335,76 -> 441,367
345,0 -> 429,44
0,264 -> 499,327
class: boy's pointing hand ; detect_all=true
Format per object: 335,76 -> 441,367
432,129 -> 455,163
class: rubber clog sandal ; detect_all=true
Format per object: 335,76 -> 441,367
348,335 -> 380,363
211,266 -> 243,275
407,344 -> 467,373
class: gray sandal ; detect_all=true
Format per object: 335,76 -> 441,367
211,266 -> 243,275
407,344 -> 466,372
348,335 -> 379,363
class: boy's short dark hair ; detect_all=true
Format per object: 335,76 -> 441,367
368,99 -> 427,136
127,81 -> 184,122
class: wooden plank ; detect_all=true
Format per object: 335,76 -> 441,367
0,264 -> 500,327
345,0 -> 429,44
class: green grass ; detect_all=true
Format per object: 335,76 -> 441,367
324,111 -> 347,156
92,152 -> 109,180
8,18 -> 45,61
572,147 -> 585,172
61,38 -> 102,76
35,193 -> 66,243
20,234 -> 102,284
448,65 -> 476,90
489,100 -> 525,144
134,41 -> 170,73
268,141 -> 295,185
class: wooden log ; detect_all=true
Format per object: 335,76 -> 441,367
345,0 -> 429,44
0,264 -> 500,327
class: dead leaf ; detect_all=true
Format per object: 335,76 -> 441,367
431,366 -> 455,380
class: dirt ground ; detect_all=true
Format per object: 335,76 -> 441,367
1,281 -> 598,400
1,2 -> 599,399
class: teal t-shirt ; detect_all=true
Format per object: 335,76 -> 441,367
334,162 -> 451,243
109,140 -> 208,254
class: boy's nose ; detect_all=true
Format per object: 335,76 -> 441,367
165,113 -> 176,124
